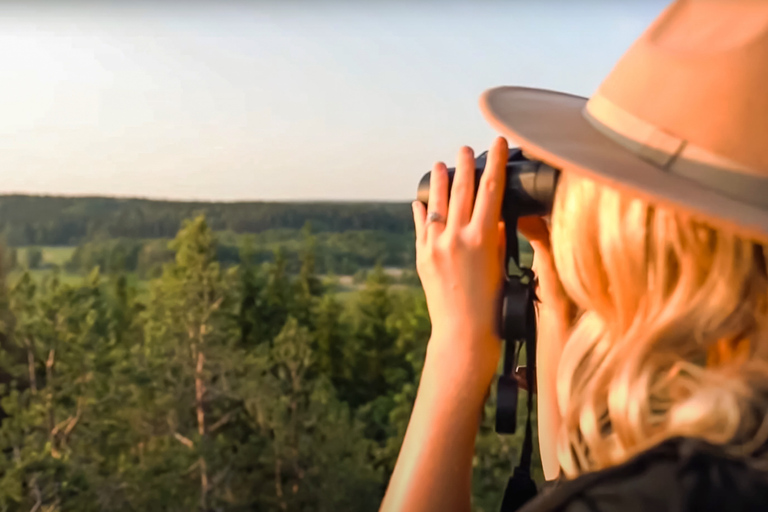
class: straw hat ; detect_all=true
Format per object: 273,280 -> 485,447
479,0 -> 768,243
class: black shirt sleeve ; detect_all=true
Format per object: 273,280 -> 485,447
514,437 -> 768,512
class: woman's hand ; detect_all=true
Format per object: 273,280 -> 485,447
412,137 -> 509,384
380,138 -> 510,512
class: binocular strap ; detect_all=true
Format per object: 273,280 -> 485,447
500,282 -> 538,512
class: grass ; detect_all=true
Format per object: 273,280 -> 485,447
16,246 -> 77,267
42,246 -> 77,266
7,269 -> 84,288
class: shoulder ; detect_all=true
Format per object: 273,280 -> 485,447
520,437 -> 768,512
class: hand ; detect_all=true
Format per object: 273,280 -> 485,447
412,137 -> 509,382
517,215 -> 575,480
517,216 -> 574,367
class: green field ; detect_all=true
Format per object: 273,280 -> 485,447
41,246 -> 77,266
16,246 -> 77,267
7,268 -> 82,287
6,245 -> 533,309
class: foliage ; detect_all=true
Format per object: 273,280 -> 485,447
0,214 -> 541,511
0,196 -> 413,246
24,248 -> 43,270
65,229 -> 418,279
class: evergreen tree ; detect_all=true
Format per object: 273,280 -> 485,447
262,248 -> 291,343
291,224 -> 324,328
312,295 -> 347,385
142,216 -> 242,510
239,317 -> 383,511
25,247 -> 43,270
0,269 -> 125,510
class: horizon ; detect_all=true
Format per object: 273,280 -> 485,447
1,1 -> 670,202
0,191 -> 412,205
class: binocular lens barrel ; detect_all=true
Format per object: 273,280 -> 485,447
416,150 -> 560,218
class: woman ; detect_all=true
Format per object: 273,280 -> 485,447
381,1 -> 768,511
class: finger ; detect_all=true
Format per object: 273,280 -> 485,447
518,216 -> 572,320
514,367 -> 536,393
518,216 -> 555,274
518,217 -> 553,280
518,216 -> 551,252
472,137 -> 508,232
427,162 -> 449,238
446,146 -> 475,229
514,367 -> 528,391
413,201 -> 426,244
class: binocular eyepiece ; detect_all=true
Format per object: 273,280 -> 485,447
416,147 -> 560,219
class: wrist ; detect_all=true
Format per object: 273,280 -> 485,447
422,335 -> 499,400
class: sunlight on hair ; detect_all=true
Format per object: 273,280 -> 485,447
550,172 -> 768,478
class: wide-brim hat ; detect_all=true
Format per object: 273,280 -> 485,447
479,0 -> 768,244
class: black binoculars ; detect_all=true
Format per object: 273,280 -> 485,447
416,147 -> 561,435
417,147 -> 559,227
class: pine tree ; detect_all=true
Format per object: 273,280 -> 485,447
238,316 -> 383,511
291,224 -> 324,328
0,268 -> 127,510
312,294 -> 347,385
236,238 -> 264,348
345,264 -> 400,409
142,215 -> 242,511
262,248 -> 291,342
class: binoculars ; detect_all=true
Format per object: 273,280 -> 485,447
417,147 -> 559,228
416,147 -> 560,435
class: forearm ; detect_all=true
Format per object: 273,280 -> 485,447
537,361 -> 562,481
536,309 -> 564,481
380,340 -> 495,512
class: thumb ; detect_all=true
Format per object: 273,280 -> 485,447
517,216 -> 550,253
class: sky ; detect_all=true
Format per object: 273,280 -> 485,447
0,1 -> 670,202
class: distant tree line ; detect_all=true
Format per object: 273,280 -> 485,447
0,196 -> 414,246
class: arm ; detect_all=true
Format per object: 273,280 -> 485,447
536,327 -> 564,481
380,138 -> 509,511
518,216 -> 573,482
380,338 -> 496,512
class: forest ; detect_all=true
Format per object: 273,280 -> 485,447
0,196 -> 413,246
0,196 -> 540,511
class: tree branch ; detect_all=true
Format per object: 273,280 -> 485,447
24,338 -> 36,394
62,401 -> 83,439
29,474 -> 42,512
46,348 -> 56,457
209,410 -> 236,433
184,459 -> 201,475
173,432 -> 194,449
50,398 -> 83,440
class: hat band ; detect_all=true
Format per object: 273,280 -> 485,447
583,93 -> 768,209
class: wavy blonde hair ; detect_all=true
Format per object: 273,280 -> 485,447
550,171 -> 768,478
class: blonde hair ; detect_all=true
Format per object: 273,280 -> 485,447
550,172 -> 768,478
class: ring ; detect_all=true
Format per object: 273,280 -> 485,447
425,211 -> 447,227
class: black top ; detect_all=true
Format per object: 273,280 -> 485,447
518,437 -> 768,512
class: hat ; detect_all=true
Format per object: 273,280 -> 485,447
479,0 -> 768,244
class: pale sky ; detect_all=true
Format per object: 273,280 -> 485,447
0,1 -> 670,202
